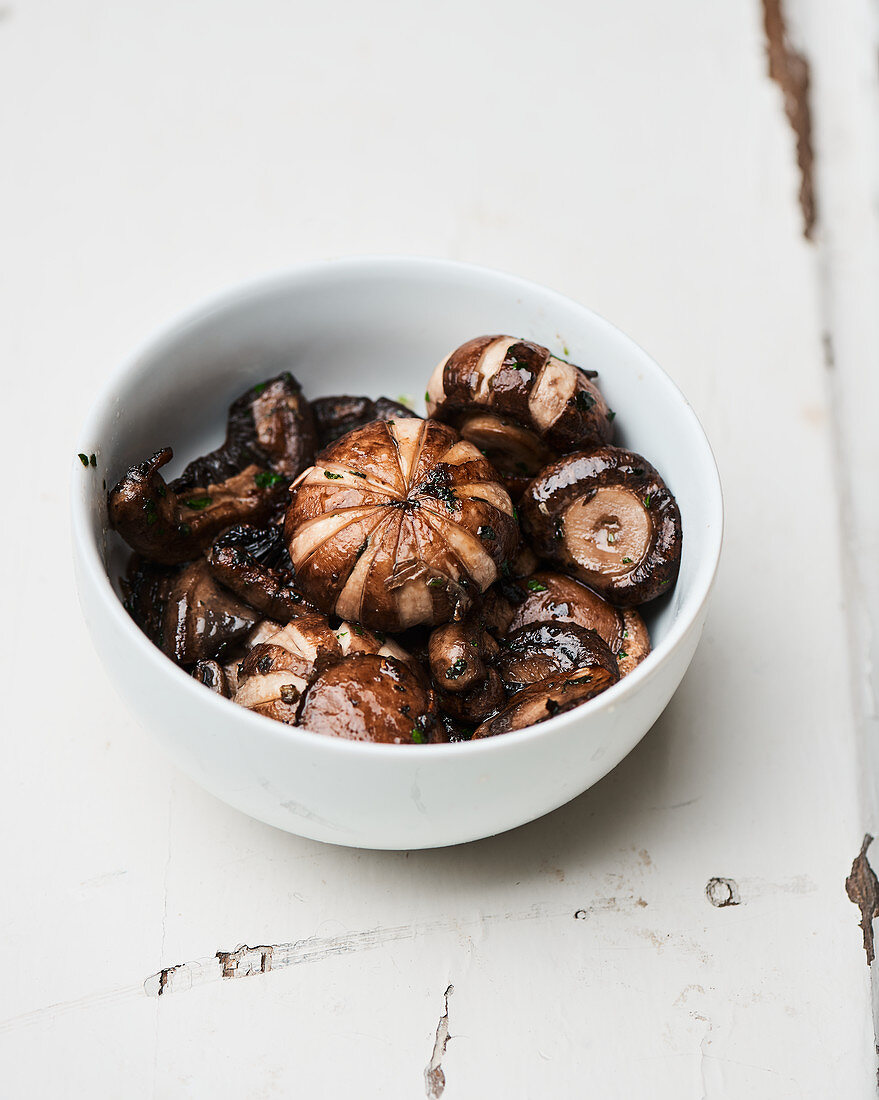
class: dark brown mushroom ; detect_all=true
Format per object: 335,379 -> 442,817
173,372 -> 317,489
427,619 -> 498,693
125,557 -> 259,665
232,614 -> 344,722
426,336 -> 614,496
207,524 -> 317,621
285,418 -> 519,631
472,665 -> 619,738
496,622 -> 618,693
192,659 -> 231,696
520,448 -> 682,606
436,670 -> 506,726
298,654 -> 439,743
311,395 -> 419,449
502,571 -> 651,676
108,374 -> 316,565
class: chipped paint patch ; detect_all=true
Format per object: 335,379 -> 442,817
217,945 -> 274,979
846,835 -> 879,965
761,0 -> 816,238
424,984 -> 454,1098
706,877 -> 741,907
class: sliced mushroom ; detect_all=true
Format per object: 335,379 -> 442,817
496,622 -> 618,693
109,374 -> 316,565
109,448 -> 287,565
311,395 -> 419,449
125,557 -> 259,665
172,372 -> 317,489
520,448 -> 682,606
207,523 -> 317,621
285,418 -> 518,631
192,659 -> 231,696
472,665 -> 619,738
504,571 -> 651,676
426,336 -> 614,496
232,613 -> 344,722
298,654 -> 439,743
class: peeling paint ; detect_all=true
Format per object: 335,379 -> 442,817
216,944 -> 274,979
706,877 -> 741,907
424,984 -> 454,1099
761,0 -> 816,238
846,835 -> 879,965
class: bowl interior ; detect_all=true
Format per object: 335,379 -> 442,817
79,258 -> 721,677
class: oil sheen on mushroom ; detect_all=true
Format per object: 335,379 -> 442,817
311,395 -> 419,449
496,622 -> 618,693
520,447 -> 682,607
503,571 -> 651,677
284,418 -> 519,631
298,653 -> 439,743
426,336 -> 613,495
472,664 -> 619,738
207,523 -> 317,622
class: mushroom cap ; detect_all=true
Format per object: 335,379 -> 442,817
426,335 -> 613,456
472,664 -> 619,738
298,653 -> 438,743
520,447 -> 682,607
284,418 -> 518,631
311,395 -> 419,450
496,622 -> 618,692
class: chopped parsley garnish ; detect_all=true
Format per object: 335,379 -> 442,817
89,453 -> 97,467
512,506 -> 519,523
255,470 -> 284,489
478,525 -> 497,541
576,391 -> 595,411
446,658 -> 468,680
527,579 -> 548,592
353,623 -> 364,636
396,394 -> 413,408
643,494 -> 651,508
617,651 -> 628,660
252,382 -> 267,396
354,540 -> 368,560
350,469 -> 366,478
424,390 -> 431,402
622,629 -> 629,639
563,345 -> 570,356
622,557 -> 633,564
77,453 -> 89,467
411,728 -> 425,744
606,409 -> 616,422
427,577 -> 445,588
185,496 -> 212,510
324,470 -> 344,479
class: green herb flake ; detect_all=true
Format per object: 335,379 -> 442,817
77,453 -> 90,467
185,496 -> 212,511
477,525 -> 497,541
424,390 -> 431,403
353,624 -> 364,636
350,469 -> 367,478
89,453 -> 97,467
527,579 -> 548,592
576,391 -> 595,411
606,409 -> 616,422
396,393 -> 413,408
252,382 -> 267,396
622,557 -> 633,564
324,470 -> 344,480
411,728 -> 425,744
563,345 -> 570,356
617,651 -> 628,660
255,470 -> 284,489
643,494 -> 651,509
622,629 -> 629,639
427,577 -> 445,589
446,657 -> 468,680
512,506 -> 519,523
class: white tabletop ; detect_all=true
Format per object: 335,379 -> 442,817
3,0 -> 878,1095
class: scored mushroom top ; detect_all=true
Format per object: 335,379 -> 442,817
520,447 -> 682,607
426,336 -> 614,494
284,418 -> 519,631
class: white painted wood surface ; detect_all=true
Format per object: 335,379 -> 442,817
2,0 -> 877,1094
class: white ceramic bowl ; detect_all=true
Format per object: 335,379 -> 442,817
71,257 -> 722,850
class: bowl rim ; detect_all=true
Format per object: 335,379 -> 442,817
71,254 -> 724,759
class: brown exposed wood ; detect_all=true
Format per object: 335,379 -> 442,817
845,835 -> 879,965
761,0 -> 816,239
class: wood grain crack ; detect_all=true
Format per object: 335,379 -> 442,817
846,835 -> 879,965
761,0 -> 816,238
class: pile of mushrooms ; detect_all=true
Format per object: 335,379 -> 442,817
107,335 -> 682,744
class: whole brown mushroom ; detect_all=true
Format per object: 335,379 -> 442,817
520,448 -> 682,607
473,664 -> 619,738
284,418 -> 518,631
496,622 -> 618,692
